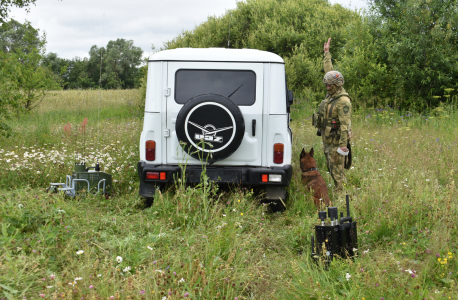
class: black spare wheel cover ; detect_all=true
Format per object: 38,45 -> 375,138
176,94 -> 245,163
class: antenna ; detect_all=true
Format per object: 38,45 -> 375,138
81,118 -> 88,164
227,12 -> 232,48
97,12 -> 105,166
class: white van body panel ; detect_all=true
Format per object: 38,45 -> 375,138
144,62 -> 164,113
266,115 -> 292,167
140,48 -> 291,169
268,64 -> 287,114
139,112 -> 162,163
149,48 -> 284,63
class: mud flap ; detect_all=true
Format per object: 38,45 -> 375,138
264,186 -> 287,211
264,186 -> 287,201
139,180 -> 156,198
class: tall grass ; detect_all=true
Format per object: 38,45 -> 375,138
0,90 -> 457,299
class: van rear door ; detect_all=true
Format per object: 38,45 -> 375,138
165,62 -> 264,166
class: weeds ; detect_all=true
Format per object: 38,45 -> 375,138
0,90 -> 457,299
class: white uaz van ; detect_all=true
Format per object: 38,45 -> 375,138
137,48 -> 293,203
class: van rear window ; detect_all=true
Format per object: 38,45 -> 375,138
175,69 -> 256,106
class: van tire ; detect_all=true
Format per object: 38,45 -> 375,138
175,93 -> 245,163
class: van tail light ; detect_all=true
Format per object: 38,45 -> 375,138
146,171 -> 167,180
273,143 -> 284,164
146,140 -> 156,161
146,172 -> 159,179
261,173 -> 282,183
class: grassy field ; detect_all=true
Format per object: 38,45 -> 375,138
0,90 -> 457,299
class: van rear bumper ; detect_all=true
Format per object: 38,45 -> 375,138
137,161 -> 292,198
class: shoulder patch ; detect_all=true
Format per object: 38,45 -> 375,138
343,105 -> 350,114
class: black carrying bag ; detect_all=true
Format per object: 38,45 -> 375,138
344,141 -> 352,169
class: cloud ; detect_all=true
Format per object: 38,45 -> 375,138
8,0 -> 367,60
9,0 -> 239,59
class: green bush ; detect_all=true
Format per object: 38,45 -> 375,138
159,0 -> 458,111
164,0 -> 360,100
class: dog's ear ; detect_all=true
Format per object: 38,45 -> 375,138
300,148 -> 306,159
310,147 -> 314,157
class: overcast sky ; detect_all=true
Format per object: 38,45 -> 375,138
9,0 -> 368,60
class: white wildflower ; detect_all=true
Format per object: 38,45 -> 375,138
116,256 -> 123,263
179,278 -> 185,283
345,273 -> 351,281
76,250 -> 84,255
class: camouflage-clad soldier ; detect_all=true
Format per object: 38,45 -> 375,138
313,38 -> 351,192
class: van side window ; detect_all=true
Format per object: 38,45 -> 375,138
175,69 -> 256,106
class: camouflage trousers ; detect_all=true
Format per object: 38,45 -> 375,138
323,143 -> 345,191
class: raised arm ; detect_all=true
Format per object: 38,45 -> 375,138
323,37 -> 333,73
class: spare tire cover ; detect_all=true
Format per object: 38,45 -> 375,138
176,94 -> 245,163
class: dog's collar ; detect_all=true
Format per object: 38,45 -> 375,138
301,167 -> 318,173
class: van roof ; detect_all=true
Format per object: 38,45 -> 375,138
148,48 -> 284,64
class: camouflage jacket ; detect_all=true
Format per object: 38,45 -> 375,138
318,52 -> 352,147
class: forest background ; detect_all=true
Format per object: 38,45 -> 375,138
1,0 -> 458,134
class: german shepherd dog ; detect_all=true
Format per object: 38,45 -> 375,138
300,148 -> 331,207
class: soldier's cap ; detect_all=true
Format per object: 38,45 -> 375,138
323,71 -> 344,87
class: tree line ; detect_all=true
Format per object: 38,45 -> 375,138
0,18 -> 144,135
1,0 -> 457,136
164,0 -> 458,110
42,39 -> 144,90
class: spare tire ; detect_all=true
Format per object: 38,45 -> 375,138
176,94 -> 245,163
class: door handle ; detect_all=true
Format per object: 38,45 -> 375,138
252,119 -> 256,136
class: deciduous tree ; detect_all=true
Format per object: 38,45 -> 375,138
0,19 -> 58,112
0,0 -> 37,22
366,0 -> 458,108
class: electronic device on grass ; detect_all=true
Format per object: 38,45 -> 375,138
311,195 -> 358,268
49,162 -> 112,197
47,118 -> 112,198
